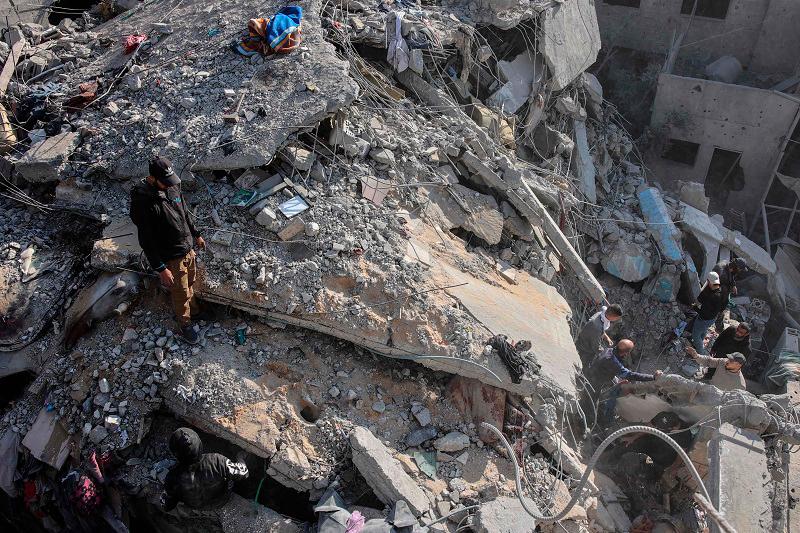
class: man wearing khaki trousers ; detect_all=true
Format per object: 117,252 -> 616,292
130,156 -> 205,344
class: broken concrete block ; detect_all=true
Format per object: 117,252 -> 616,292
369,148 -> 395,166
350,427 -> 430,516
434,431 -> 470,453
460,151 -> 508,191
267,446 -> 314,492
676,180 -> 709,213
705,55 -> 742,84
496,261 -> 518,284
280,145 -> 315,172
556,96 -> 586,121
637,187 -> 683,263
539,0 -> 600,91
707,424 -> 771,532
277,219 -> 306,241
600,241 -> 652,282
255,207 -> 278,228
15,132 -> 80,183
473,496 -> 538,533
680,203 -> 722,279
425,184 -> 504,245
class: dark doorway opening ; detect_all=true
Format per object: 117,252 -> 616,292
704,148 -> 744,215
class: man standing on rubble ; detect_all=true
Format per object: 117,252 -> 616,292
162,428 -> 249,512
687,346 -> 746,391
576,304 -> 624,369
130,156 -> 205,344
705,321 -> 751,381
712,257 -> 748,331
690,271 -> 724,354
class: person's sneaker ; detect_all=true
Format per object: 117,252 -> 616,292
180,325 -> 200,345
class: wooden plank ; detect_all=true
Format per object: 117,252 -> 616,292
0,38 -> 25,97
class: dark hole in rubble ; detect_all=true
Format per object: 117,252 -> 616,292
450,227 -> 494,250
47,0 -> 96,25
0,314 -> 22,339
0,371 -> 35,411
299,400 -> 321,423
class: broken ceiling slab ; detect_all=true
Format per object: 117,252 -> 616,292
713,224 -> 777,276
423,184 -> 505,245
440,263 -> 580,398
679,203 -> 722,279
539,0 -> 601,91
707,423 -> 772,533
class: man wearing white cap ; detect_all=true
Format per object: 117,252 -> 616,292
691,271 -> 724,353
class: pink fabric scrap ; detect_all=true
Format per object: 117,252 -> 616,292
123,34 -> 147,54
346,510 -> 365,533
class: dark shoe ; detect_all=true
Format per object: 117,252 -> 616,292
181,325 -> 200,345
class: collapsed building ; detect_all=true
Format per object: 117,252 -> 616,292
1,0 -> 800,531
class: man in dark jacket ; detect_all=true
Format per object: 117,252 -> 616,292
588,339 -> 662,392
576,304 -> 623,369
691,271 -> 724,354
162,428 -> 249,512
130,156 -> 205,343
712,257 -> 748,331
587,339 -> 662,426
705,322 -> 751,380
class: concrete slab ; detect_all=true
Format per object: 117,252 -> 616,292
473,496 -> 537,533
442,264 -> 579,398
539,0 -> 601,91
573,119 -> 596,204
706,423 -> 771,533
680,202 -> 722,279
637,187 -> 683,263
15,132 -> 80,183
714,225 -> 777,276
90,217 -> 143,270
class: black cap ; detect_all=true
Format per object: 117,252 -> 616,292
149,156 -> 180,187
169,427 -> 202,463
727,352 -> 747,365
731,257 -> 749,271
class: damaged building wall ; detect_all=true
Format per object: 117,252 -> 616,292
647,73 -> 800,221
596,0 -> 800,76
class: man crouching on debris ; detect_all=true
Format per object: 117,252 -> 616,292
130,156 -> 205,344
162,428 -> 249,512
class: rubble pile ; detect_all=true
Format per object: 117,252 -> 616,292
0,0 -> 799,531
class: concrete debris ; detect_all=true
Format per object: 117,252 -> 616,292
349,427 -> 430,516
14,132 -> 80,183
0,0 -> 795,530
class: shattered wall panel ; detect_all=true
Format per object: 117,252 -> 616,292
539,0 -> 601,91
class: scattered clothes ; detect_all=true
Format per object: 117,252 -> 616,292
387,11 -> 409,72
122,34 -> 147,54
235,7 -> 303,56
64,81 -> 99,110
488,334 -> 535,383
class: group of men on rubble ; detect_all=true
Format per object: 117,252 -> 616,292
577,257 -> 752,410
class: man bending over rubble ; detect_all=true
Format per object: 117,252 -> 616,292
576,303 -> 623,368
161,428 -> 249,512
686,346 -> 746,391
130,156 -> 206,344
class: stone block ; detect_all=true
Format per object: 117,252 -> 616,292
277,218 -> 306,241
15,132 -> 80,183
473,496 -> 538,533
600,240 -> 652,282
349,427 -> 430,516
539,0 -> 601,91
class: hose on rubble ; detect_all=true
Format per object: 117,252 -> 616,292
480,423 -> 733,531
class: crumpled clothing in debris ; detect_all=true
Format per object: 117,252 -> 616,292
346,510 -> 366,533
235,7 -> 303,57
387,11 -> 409,73
122,34 -> 147,54
315,487 -> 418,533
488,334 -> 537,384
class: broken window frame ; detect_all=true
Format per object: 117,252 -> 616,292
661,138 -> 701,166
680,0 -> 730,20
